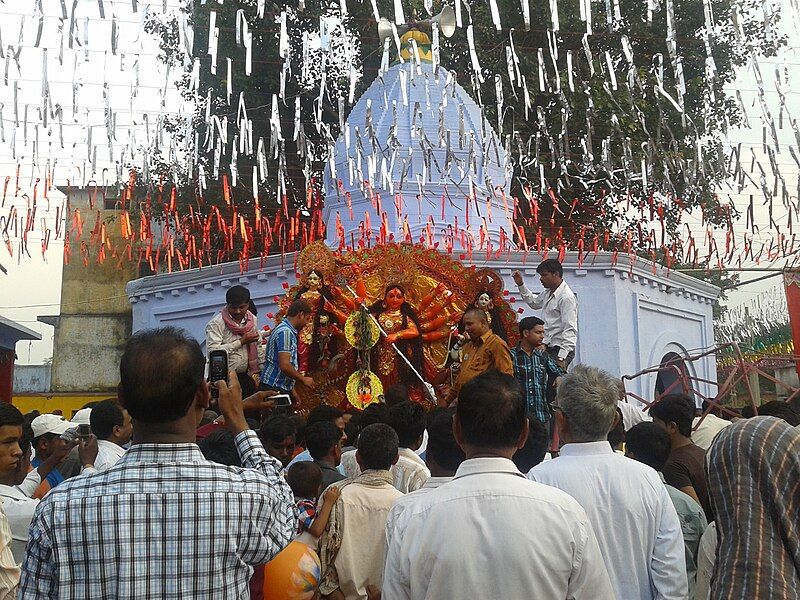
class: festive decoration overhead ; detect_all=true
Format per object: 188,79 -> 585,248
0,0 -> 798,272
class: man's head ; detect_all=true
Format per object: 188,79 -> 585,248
554,365 -> 619,444
513,417 -> 549,473
751,400 -> 800,426
356,423 -> 399,471
119,327 -> 208,431
625,422 -> 671,471
387,401 -> 426,450
462,307 -> 490,340
519,316 -> 545,348
306,404 -> 346,443
455,370 -> 528,457
425,409 -> 465,477
90,399 -> 133,446
286,299 -> 312,330
536,258 -> 564,290
225,285 -> 251,322
305,421 -> 343,466
649,394 -> 696,441
198,429 -> 242,467
30,414 -> 72,460
259,415 -> 297,467
287,462 -> 323,499
0,404 -> 24,482
383,384 -> 409,407
607,408 -> 625,451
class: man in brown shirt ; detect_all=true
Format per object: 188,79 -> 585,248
650,394 -> 712,519
445,308 -> 513,405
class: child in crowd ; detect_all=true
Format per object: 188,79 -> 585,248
287,462 -> 340,539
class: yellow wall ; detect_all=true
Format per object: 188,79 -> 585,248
12,394 -> 114,419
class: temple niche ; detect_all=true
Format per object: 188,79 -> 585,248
127,23 -> 719,409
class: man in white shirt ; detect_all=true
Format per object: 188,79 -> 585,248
0,404 -> 85,564
385,401 -> 430,493
386,408 -> 464,546
318,424 -> 403,599
691,401 -> 731,451
513,258 -> 578,370
382,370 -> 614,600
85,399 -> 133,472
205,285 -> 262,398
528,365 -> 688,600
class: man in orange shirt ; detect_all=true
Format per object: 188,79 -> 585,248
444,308 -> 513,405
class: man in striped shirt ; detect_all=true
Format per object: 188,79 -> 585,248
20,327 -> 294,599
260,299 -> 314,395
511,316 -> 565,425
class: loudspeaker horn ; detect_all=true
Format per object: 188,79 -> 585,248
431,5 -> 456,38
377,17 -> 394,42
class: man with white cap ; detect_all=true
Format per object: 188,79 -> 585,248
30,414 -> 74,499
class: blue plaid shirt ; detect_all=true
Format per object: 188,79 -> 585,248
260,318 -> 298,392
511,344 -> 565,422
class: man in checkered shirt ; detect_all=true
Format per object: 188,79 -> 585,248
19,327 -> 296,599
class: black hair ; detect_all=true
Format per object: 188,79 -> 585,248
248,300 -> 258,317
119,327 -> 206,424
519,316 -> 545,335
0,403 -> 24,429
513,417 -> 549,473
357,423 -> 399,470
387,401 -> 426,448
287,299 -> 312,317
305,421 -> 342,460
18,424 -> 33,455
360,403 -> 390,430
457,370 -> 526,449
259,415 -> 297,444
649,394 -> 696,438
536,258 -> 563,277
306,404 -> 344,426
425,409 -> 465,473
198,429 -> 242,467
384,384 -> 409,407
226,285 -> 251,306
368,286 -> 424,392
90,399 -> 125,440
344,413 -> 361,446
754,400 -> 800,426
607,408 -> 625,450
287,462 -> 323,499
625,422 -> 672,471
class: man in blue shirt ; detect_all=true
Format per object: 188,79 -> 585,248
511,316 -> 564,427
260,299 -> 314,395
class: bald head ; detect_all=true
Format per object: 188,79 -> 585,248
463,307 -> 490,339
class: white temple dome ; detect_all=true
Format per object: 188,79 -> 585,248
323,34 -> 512,252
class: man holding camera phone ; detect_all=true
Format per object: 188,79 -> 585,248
20,327 -> 294,599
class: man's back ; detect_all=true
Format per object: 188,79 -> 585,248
383,457 -> 614,600
332,478 -> 402,599
528,443 -> 687,600
20,431 -> 295,599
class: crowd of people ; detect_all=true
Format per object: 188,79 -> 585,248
0,260 -> 797,599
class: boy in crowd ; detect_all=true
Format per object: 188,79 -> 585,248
286,462 -> 340,539
306,421 -> 346,491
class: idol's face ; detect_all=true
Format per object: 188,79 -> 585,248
307,271 -> 322,291
476,293 -> 491,309
385,287 -> 405,310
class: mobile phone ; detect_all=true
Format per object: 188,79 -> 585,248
78,423 -> 91,441
272,394 -> 292,406
208,350 -> 228,400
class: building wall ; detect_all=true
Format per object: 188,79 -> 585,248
127,250 -> 719,407
50,189 -> 138,392
13,365 -> 51,394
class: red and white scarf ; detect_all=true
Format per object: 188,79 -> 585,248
221,308 -> 259,375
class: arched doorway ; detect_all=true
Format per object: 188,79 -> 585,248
655,352 -> 689,397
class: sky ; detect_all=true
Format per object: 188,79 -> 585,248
0,0 -> 797,364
